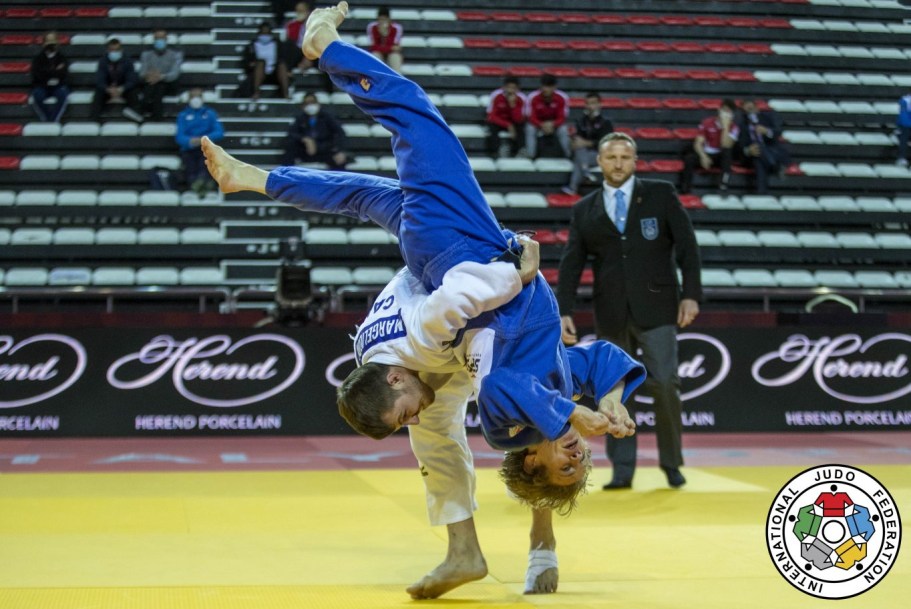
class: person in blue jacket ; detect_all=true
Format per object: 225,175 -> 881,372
176,88 -> 225,196
897,92 -> 911,167
202,2 -> 643,508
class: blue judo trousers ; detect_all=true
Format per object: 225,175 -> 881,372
266,41 -> 644,450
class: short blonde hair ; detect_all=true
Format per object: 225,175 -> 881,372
597,132 -> 638,153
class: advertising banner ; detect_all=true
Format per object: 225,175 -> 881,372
0,328 -> 908,436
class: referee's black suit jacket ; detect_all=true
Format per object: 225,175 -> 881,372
556,177 -> 703,339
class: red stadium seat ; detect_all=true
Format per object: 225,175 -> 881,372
559,13 -> 592,24
615,126 -> 635,136
599,97 -> 626,109
75,7 -> 109,17
649,159 -> 684,172
756,100 -> 771,111
635,159 -> 651,173
627,97 -> 662,109
732,165 -> 755,175
760,19 -> 792,29
533,229 -> 559,245
686,70 -> 721,80
636,127 -> 673,140
637,41 -> 672,52
0,156 -> 21,170
547,193 -> 580,207
671,41 -> 705,53
673,128 -> 700,140
653,69 -> 686,80
0,123 -> 23,136
722,71 -> 757,82
508,66 -> 543,77
544,67 -> 579,78
472,66 -> 506,77
740,43 -> 773,54
0,62 -> 30,73
694,16 -> 726,27
580,269 -> 594,286
555,229 -> 569,243
706,43 -> 739,54
456,11 -> 489,21
603,41 -> 636,52
499,39 -> 532,50
660,16 -> 693,26
728,17 -> 760,28
698,99 -> 722,109
525,13 -> 559,23
592,15 -> 626,25
662,98 -> 699,110
0,92 -> 28,104
491,12 -> 523,22
579,67 -> 614,78
464,38 -> 497,49
535,40 -> 567,51
541,268 -> 559,284
569,40 -> 602,52
1,35 -> 39,45
5,8 -> 38,18
628,15 -> 660,25
679,195 -> 705,210
616,68 -> 650,79
785,164 -> 803,176
40,8 -> 73,17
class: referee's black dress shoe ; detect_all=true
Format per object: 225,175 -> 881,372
663,467 -> 686,489
602,478 -> 632,490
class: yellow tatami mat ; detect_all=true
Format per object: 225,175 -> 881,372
0,466 -> 907,608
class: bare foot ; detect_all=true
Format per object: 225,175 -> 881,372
406,554 -> 488,599
302,1 -> 348,61
201,136 -> 268,195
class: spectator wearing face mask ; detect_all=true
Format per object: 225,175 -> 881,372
30,31 -> 70,122
562,92 -> 614,195
176,88 -> 225,196
280,93 -> 348,170
242,22 -> 290,100
679,99 -> 739,193
91,38 -> 142,122
139,29 -> 183,121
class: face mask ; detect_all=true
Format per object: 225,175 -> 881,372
153,39 -> 167,51
258,34 -> 272,43
108,51 -> 122,62
304,104 -> 319,116
296,12 -> 307,20
189,97 -> 203,110
45,44 -> 58,54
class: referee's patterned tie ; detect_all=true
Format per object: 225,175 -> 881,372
614,190 -> 627,233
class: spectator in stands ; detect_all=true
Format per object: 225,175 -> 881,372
176,88 -> 225,197
243,22 -> 291,100
562,93 -> 613,195
91,38 -> 143,123
485,77 -> 527,158
283,2 -> 313,72
679,99 -> 739,193
281,92 -> 348,169
29,31 -> 69,123
367,6 -> 403,72
139,29 -> 183,121
896,92 -> 911,167
525,75 -> 571,159
736,99 -> 790,194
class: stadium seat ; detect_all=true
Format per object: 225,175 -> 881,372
352,267 -> 396,285
53,228 -> 95,245
773,270 -> 817,288
733,269 -> 776,287
306,228 -> 348,244
180,267 -> 224,285
814,270 -> 858,289
701,269 -> 736,287
138,228 -> 180,245
93,268 -> 136,286
311,267 -> 353,285
15,191 -> 56,205
4,268 -> 49,286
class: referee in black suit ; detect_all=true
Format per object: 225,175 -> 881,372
556,132 -> 702,489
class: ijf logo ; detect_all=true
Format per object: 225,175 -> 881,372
765,464 -> 901,599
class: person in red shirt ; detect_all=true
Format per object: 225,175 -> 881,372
485,77 -> 527,158
679,99 -> 739,193
524,74 -> 571,159
367,6 -> 403,72
283,2 -> 312,71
